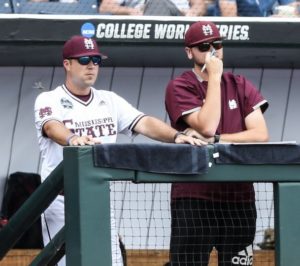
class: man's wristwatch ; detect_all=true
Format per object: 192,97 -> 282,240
214,134 -> 220,143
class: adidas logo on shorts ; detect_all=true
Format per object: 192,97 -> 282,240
231,245 -> 253,265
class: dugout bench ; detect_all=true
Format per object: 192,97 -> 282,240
0,143 -> 300,266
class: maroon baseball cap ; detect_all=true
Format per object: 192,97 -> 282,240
63,35 -> 107,59
185,21 -> 222,47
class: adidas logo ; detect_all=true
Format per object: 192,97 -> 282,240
231,245 -> 253,265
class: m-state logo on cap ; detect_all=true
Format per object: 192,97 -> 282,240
202,24 -> 214,37
83,38 -> 96,51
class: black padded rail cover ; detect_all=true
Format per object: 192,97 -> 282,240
93,143 -> 209,174
215,143 -> 300,164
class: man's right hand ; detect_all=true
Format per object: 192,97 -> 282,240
184,128 -> 214,144
68,135 -> 101,146
205,51 -> 223,78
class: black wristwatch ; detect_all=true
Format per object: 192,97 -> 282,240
214,134 -> 220,143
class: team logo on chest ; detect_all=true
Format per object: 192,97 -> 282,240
228,99 -> 238,110
61,98 -> 73,109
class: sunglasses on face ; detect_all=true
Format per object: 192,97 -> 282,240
196,40 -> 223,52
71,56 -> 102,65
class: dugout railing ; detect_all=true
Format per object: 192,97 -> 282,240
0,163 -> 65,265
0,143 -> 300,265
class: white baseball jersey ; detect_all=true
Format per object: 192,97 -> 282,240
35,84 -> 144,182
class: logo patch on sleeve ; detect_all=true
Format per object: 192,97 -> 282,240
39,107 -> 52,118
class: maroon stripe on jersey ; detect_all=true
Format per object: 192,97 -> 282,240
62,84 -> 94,106
128,114 -> 147,131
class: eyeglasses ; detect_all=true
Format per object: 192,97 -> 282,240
70,56 -> 102,66
196,40 -> 223,52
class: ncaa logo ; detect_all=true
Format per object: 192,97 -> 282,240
81,22 -> 96,38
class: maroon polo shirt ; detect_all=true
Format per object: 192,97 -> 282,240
165,70 -> 268,202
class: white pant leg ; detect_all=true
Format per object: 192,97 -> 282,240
42,196 -> 123,266
110,207 -> 123,266
42,195 -> 65,266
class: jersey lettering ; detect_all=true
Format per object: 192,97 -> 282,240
63,119 -> 117,138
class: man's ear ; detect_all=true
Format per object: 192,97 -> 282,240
185,47 -> 193,60
63,59 -> 71,70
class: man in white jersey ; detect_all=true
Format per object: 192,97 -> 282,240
34,35 -> 205,266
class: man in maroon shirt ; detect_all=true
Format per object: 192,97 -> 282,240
165,21 -> 269,266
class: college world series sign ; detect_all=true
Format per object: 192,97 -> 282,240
81,20 -> 250,43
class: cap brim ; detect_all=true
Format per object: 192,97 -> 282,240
64,51 -> 108,59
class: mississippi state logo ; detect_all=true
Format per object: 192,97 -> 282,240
39,107 -> 52,118
228,99 -> 238,110
84,38 -> 95,50
202,24 -> 214,36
